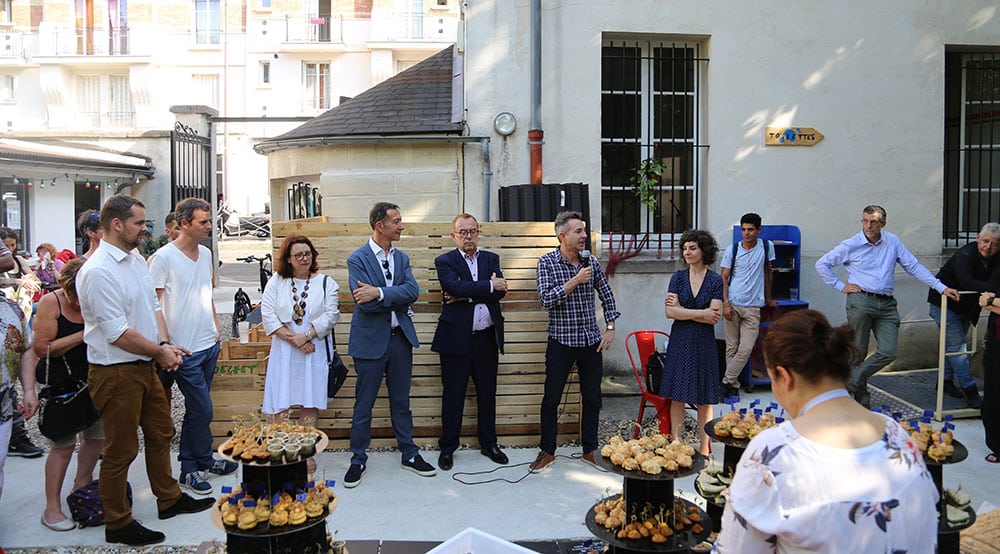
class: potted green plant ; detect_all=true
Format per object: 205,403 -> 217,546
629,157 -> 668,211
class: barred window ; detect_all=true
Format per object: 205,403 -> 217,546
944,50 -> 1000,243
601,40 -> 708,259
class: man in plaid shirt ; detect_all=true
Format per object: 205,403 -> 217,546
529,211 -> 620,472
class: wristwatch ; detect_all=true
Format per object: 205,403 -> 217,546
606,321 -> 615,331
989,295 -> 997,307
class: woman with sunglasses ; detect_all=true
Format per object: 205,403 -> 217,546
261,234 -> 340,471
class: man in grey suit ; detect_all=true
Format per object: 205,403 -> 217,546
344,202 -> 435,488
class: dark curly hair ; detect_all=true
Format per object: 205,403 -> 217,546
679,229 -> 719,266
763,309 -> 858,384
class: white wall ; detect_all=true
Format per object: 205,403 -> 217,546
462,0 -> 1000,372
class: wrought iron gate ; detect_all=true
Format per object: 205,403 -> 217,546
170,122 -> 212,207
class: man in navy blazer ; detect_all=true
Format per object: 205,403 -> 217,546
431,214 -> 509,471
344,202 -> 436,488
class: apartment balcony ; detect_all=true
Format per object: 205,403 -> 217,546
248,15 -> 346,54
369,11 -> 458,46
0,30 -> 27,67
35,25 -> 150,66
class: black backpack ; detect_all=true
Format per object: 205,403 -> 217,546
646,352 -> 666,393
729,239 -> 771,280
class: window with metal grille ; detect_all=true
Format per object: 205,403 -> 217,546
601,40 -> 707,260
303,61 -> 330,111
194,0 -> 221,45
944,50 -> 1000,243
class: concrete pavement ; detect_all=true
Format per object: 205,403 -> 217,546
2,392 -> 997,550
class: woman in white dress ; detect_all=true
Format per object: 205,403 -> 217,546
714,309 -> 938,553
261,234 -> 340,434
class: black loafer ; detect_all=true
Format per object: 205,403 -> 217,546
481,445 -> 509,465
106,520 -> 165,546
438,451 -> 454,471
158,492 -> 215,520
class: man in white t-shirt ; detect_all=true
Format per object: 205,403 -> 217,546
719,213 -> 775,399
149,198 -> 235,495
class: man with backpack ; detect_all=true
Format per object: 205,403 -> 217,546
719,213 -> 775,399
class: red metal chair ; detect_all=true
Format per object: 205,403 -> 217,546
625,329 -> 672,438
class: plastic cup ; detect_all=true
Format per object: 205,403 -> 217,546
268,443 -> 284,464
300,437 -> 317,457
283,443 -> 302,463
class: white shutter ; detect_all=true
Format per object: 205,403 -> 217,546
77,75 -> 100,126
109,75 -> 134,127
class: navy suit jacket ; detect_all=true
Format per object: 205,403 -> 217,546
431,248 -> 506,356
346,243 -> 420,360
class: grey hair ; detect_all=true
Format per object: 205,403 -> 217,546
554,211 -> 583,235
981,222 -> 1000,239
863,205 -> 886,223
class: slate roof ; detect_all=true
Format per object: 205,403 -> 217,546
261,45 -> 462,149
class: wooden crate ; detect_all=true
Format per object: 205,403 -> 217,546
210,220 -> 583,449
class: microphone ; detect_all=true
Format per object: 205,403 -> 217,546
580,250 -> 591,267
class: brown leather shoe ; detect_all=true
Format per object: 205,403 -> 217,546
529,450 -> 555,472
581,450 -> 597,466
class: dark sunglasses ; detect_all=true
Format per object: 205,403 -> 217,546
382,259 -> 392,281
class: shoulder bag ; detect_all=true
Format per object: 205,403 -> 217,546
322,276 -> 350,400
38,344 -> 99,441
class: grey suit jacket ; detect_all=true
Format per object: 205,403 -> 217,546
346,243 -> 420,359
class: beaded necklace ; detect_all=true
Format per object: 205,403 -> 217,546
292,276 -> 310,325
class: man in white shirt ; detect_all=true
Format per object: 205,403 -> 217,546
815,205 -> 960,407
149,198 -> 235,496
78,195 -> 213,547
720,213 -> 775,399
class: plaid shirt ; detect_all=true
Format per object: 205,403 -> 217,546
537,248 -> 620,347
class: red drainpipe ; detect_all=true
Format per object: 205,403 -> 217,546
529,129 -> 543,184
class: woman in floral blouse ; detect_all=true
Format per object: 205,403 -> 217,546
714,309 -> 938,553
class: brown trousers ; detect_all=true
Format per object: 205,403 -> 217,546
88,361 -> 181,530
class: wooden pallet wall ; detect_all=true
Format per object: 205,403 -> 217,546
210,219 -> 582,449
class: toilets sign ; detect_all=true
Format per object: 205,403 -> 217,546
765,127 -> 825,146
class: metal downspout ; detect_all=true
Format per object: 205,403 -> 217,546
529,0 -> 543,184
481,137 -> 492,220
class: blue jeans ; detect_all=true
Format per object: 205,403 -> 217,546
929,304 -> 975,388
175,342 -> 221,475
349,332 -> 417,465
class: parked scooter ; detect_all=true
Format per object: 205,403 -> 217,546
217,203 -> 271,238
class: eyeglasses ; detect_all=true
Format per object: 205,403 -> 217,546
292,252 -> 313,260
382,259 -> 393,281
455,229 -> 480,237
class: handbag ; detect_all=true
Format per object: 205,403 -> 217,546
66,480 -> 133,528
38,344 -> 99,441
322,276 -> 350,399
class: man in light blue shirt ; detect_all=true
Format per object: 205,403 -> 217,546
816,205 -> 960,407
720,213 -> 775,399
